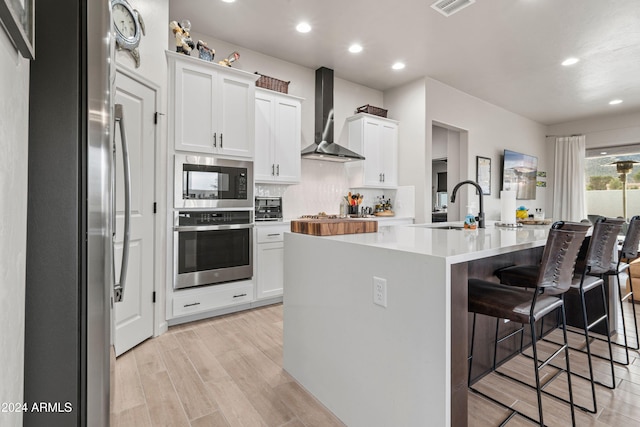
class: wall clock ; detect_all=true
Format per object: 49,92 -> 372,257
111,0 -> 146,67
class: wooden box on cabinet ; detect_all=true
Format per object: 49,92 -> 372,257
346,113 -> 399,188
255,88 -> 303,183
167,51 -> 259,158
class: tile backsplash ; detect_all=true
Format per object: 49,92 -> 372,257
256,160 -> 415,220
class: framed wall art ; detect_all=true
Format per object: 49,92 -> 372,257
0,0 -> 35,59
476,156 -> 491,195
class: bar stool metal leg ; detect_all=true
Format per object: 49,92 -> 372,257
579,287 -> 598,413
530,320 -> 544,426
560,297 -> 577,427
469,313 -> 476,386
616,270 -> 639,365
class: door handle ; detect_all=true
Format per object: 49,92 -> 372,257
113,104 -> 131,303
276,164 -> 280,176
213,132 -> 217,147
220,133 -> 223,148
272,164 -> 275,176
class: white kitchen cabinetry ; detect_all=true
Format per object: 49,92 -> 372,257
167,51 -> 259,157
171,281 -> 254,318
255,223 -> 288,299
347,113 -> 399,188
255,88 -> 303,183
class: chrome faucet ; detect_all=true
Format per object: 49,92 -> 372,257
450,180 -> 485,228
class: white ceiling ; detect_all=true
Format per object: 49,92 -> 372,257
170,0 -> 640,126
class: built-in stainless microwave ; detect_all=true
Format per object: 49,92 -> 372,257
174,154 -> 253,208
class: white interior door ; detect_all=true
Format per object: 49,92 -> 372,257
113,69 -> 156,356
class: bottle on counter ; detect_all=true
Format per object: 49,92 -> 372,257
464,205 -> 477,229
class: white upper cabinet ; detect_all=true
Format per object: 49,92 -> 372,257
347,113 -> 399,188
254,88 -> 303,183
167,51 -> 258,158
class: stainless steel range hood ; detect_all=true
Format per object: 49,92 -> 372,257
301,67 -> 365,162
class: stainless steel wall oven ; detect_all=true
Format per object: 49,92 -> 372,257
174,210 -> 253,289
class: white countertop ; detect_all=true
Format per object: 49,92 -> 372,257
290,221 -> 553,264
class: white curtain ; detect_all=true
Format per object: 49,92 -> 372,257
553,135 -> 586,222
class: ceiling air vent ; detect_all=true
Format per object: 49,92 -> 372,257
431,0 -> 476,17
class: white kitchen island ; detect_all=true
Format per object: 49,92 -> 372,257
283,223 -> 552,427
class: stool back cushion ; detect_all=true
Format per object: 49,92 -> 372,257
621,215 -> 640,260
537,221 -> 589,295
584,217 -> 625,274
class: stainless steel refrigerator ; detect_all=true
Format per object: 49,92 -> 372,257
25,0 -> 113,425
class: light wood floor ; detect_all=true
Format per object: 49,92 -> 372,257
111,302 -> 640,427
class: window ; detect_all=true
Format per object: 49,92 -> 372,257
585,145 -> 640,219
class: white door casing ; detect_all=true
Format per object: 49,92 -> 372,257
113,69 -> 156,356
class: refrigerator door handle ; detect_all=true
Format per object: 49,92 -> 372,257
113,103 -> 131,303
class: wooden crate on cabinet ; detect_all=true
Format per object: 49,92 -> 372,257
167,50 -> 259,158
346,113 -> 399,188
255,88 -> 303,183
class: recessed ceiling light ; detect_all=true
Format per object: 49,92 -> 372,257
348,44 -> 363,54
600,152 -> 608,155
221,0 -> 236,3
296,22 -> 311,33
609,99 -> 623,105
392,62 -> 405,70
561,57 -> 580,66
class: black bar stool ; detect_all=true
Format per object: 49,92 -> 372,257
600,215 -> 640,365
496,217 -> 624,414
468,221 -> 588,426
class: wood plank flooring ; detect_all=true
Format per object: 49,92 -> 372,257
111,302 -> 640,426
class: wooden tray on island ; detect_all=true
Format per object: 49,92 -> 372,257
291,218 -> 378,236
374,210 -> 395,217
518,218 -> 552,225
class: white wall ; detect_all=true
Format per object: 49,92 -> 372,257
384,78 -> 427,221
386,77 -> 548,223
0,30 -> 30,427
547,111 -> 640,149
426,78 -> 549,223
184,32 -> 384,217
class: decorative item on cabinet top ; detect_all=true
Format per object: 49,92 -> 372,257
169,19 -> 194,55
196,40 -> 215,61
219,51 -> 240,67
255,72 -> 290,94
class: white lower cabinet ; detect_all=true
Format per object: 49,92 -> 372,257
255,224 -> 288,299
172,281 -> 254,317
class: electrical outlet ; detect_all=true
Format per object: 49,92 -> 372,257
373,276 -> 387,307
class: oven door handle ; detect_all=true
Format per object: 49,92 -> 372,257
174,223 -> 254,232
113,103 -> 132,303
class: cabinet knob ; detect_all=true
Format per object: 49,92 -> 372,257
213,132 -> 217,147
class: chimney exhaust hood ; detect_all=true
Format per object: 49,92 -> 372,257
301,67 -> 365,162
